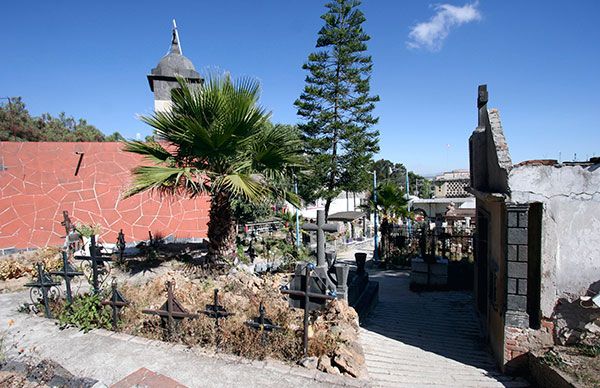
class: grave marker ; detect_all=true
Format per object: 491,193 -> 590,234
101,278 -> 129,331
50,250 -> 83,304
74,235 -> 112,294
25,263 -> 60,318
281,263 -> 335,356
142,281 -> 198,338
201,289 -> 233,348
301,210 -> 338,267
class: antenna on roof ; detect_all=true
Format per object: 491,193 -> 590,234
171,19 -> 182,55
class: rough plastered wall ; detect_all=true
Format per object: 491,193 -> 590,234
0,142 -> 210,250
508,163 -> 600,318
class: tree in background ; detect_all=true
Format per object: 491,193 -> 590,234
295,0 -> 379,217
361,182 -> 409,258
123,74 -> 302,262
373,158 -> 432,199
0,97 -> 123,142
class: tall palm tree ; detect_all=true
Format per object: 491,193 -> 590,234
123,73 -> 302,261
361,182 -> 409,258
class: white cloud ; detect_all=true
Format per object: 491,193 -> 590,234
407,2 -> 481,51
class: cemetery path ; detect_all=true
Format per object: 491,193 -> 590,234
359,269 -> 530,388
0,291 -> 366,388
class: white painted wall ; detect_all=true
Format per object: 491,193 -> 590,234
509,163 -> 600,317
154,99 -> 172,113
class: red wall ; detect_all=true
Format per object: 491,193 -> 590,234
0,142 -> 209,249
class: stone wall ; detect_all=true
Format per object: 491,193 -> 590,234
509,163 -> 600,318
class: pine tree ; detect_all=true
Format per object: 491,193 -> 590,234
295,0 -> 379,218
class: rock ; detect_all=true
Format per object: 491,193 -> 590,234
317,355 -> 340,375
330,323 -> 357,343
554,297 -> 600,345
332,344 -> 366,378
299,356 -> 318,369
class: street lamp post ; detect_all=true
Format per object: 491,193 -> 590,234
294,175 -> 300,248
373,170 -> 379,262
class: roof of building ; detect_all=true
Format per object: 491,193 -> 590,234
328,211 -> 366,222
434,170 -> 470,182
148,21 -> 201,91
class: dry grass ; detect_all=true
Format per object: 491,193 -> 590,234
115,270 -> 341,362
0,248 -> 63,281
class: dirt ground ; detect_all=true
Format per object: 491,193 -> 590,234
542,345 -> 600,387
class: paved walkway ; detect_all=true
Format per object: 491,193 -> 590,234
0,291 -> 365,388
359,269 -> 529,387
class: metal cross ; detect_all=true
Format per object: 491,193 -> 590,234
301,210 -> 339,267
142,281 -> 198,338
116,229 -> 126,262
50,250 -> 83,304
201,289 -> 234,348
74,235 -> 112,294
101,278 -> 129,331
60,210 -> 73,235
245,302 -> 281,346
25,263 -> 60,318
281,263 -> 335,357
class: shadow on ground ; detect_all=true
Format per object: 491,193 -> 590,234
360,269 -> 527,386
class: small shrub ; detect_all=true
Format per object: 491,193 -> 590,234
75,223 -> 102,238
541,349 -> 565,367
0,259 -> 30,280
577,344 -> 600,358
58,293 -> 112,333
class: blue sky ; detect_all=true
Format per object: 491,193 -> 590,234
2,1 -> 599,175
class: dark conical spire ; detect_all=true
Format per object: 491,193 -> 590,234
170,19 -> 182,55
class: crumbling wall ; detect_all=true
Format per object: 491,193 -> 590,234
509,163 -> 600,318
469,109 -> 512,194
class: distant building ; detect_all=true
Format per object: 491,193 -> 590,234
147,20 -> 203,112
433,170 -> 470,198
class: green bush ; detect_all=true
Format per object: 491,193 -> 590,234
58,293 -> 112,333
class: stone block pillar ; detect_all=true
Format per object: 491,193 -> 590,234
504,203 -> 530,369
505,203 -> 530,327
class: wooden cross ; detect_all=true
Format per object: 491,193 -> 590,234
50,250 -> 83,304
142,281 -> 198,338
25,263 -> 60,318
301,210 -> 339,267
281,263 -> 335,357
101,278 -> 129,331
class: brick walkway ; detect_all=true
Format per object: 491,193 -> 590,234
359,269 -> 529,387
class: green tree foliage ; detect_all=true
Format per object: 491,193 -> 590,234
0,97 -> 123,142
373,159 -> 432,199
123,74 -> 303,261
295,0 -> 379,217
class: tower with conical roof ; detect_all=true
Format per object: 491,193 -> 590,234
147,20 -> 203,112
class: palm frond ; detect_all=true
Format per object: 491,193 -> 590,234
124,165 -> 209,199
